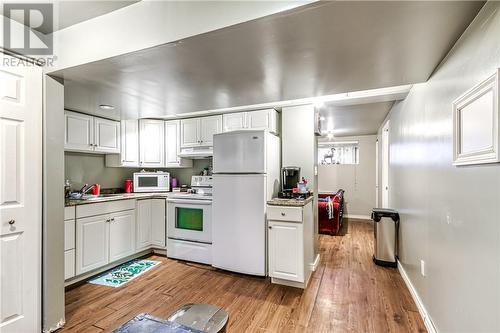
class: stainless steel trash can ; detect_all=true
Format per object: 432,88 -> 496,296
371,208 -> 399,267
168,304 -> 229,333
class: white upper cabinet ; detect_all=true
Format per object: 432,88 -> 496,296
94,117 -> 120,153
222,109 -> 278,134
199,115 -> 222,146
106,120 -> 139,167
139,119 -> 165,167
180,118 -> 200,148
165,120 -> 192,168
180,115 -> 222,148
223,112 -> 247,132
65,110 -> 120,154
65,111 -> 94,151
121,120 -> 139,166
248,109 -> 278,133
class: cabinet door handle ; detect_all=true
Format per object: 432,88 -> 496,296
268,226 -> 272,229
106,219 -> 110,223
8,219 -> 15,225
281,212 -> 286,216
111,218 -> 115,222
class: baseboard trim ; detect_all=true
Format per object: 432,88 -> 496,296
310,254 -> 320,272
345,214 -> 371,220
397,260 -> 437,333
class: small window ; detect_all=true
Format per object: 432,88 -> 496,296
318,141 -> 359,165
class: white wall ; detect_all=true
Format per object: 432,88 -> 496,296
282,104 -> 319,258
318,135 -> 376,218
382,2 -> 500,331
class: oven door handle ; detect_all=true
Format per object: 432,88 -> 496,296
167,199 -> 212,205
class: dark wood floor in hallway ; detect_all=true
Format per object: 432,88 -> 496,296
61,219 -> 426,333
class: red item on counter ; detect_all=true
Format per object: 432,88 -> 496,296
124,179 -> 133,193
92,184 -> 101,195
292,187 -> 299,194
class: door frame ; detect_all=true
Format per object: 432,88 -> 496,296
381,120 -> 390,208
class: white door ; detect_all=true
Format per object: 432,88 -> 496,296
120,119 -> 139,166
139,119 -> 165,167
180,118 -> 199,148
213,130 -> 266,173
375,139 -> 379,208
212,174 -> 266,276
109,210 -> 136,262
150,199 -> 166,247
268,221 -> 304,282
165,120 -> 181,166
223,112 -> 246,132
136,200 -> 152,250
64,110 -> 94,151
0,55 -> 42,333
94,117 -> 120,153
76,215 -> 110,275
381,121 -> 390,208
199,115 -> 222,146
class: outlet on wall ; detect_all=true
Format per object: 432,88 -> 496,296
420,259 -> 426,277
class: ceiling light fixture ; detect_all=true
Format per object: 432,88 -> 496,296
99,104 -> 115,110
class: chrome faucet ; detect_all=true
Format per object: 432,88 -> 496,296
79,184 -> 95,195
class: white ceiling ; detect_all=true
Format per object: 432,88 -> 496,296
52,1 -> 484,135
319,101 -> 394,137
1,1 -> 138,34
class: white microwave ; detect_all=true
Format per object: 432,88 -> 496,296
133,172 -> 170,192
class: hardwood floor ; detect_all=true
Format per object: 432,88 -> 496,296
60,219 -> 426,333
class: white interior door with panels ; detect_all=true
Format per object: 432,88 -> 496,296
0,55 -> 42,333
139,119 -> 165,167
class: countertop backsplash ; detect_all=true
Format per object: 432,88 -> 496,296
64,152 -> 211,191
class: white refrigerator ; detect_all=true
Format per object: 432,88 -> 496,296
212,130 -> 280,276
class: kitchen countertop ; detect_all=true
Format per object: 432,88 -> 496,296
65,192 -> 171,207
267,196 -> 313,207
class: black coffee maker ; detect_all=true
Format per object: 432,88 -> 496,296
279,167 -> 301,198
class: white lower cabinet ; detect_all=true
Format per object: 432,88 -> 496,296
136,199 -> 166,250
151,199 -> 166,247
76,209 -> 136,275
109,210 -> 136,262
268,221 -> 304,282
76,214 -> 110,275
64,249 -> 76,280
267,201 -> 314,288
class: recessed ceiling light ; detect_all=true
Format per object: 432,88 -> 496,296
99,104 -> 115,110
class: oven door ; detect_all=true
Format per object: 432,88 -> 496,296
167,199 -> 212,243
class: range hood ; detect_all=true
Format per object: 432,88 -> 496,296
178,147 -> 213,159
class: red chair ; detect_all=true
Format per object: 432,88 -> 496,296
318,190 -> 344,235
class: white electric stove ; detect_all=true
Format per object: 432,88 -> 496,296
166,176 -> 213,264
